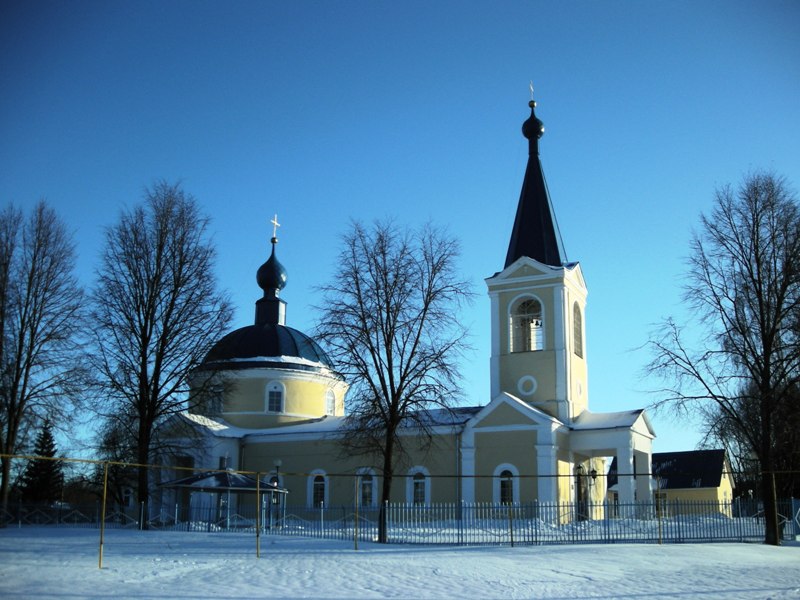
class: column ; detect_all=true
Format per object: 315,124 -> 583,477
617,444 -> 636,515
461,446 -> 475,503
536,444 -> 558,504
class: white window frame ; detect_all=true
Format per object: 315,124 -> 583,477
509,295 -> 544,353
325,389 -> 336,416
307,469 -> 328,508
493,463 -> 520,504
406,466 -> 431,505
356,468 -> 377,508
265,381 -> 285,414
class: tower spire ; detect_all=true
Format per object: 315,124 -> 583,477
504,91 -> 566,268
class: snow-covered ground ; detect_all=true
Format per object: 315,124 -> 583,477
1,528 -> 798,599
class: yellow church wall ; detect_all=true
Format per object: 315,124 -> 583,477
473,430 -> 538,501
472,402 -> 539,429
499,351 -> 558,418
225,378 -> 265,413
568,354 -> 588,416
216,369 -> 345,429
241,430 -> 464,506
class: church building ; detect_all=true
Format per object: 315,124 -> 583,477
162,98 -> 655,513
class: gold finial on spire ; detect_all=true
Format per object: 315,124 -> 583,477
270,213 -> 281,243
529,81 -> 537,107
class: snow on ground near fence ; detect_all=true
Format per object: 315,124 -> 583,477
0,528 -> 799,600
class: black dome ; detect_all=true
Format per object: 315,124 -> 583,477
202,323 -> 333,370
257,244 -> 288,293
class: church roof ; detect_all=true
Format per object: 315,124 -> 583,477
504,97 -> 567,268
571,409 -> 648,431
607,449 -> 728,490
201,323 -> 333,370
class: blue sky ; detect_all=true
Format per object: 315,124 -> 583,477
1,1 -> 798,454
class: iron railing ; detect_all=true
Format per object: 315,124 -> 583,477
2,498 -> 796,545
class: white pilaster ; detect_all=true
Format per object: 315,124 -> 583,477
536,444 -> 558,503
489,291 -> 501,398
617,444 -> 636,506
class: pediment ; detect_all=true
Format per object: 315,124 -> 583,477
486,256 -> 556,284
467,392 -> 562,430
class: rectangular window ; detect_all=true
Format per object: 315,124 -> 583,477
360,476 -> 373,507
412,475 -> 426,505
268,390 -> 282,412
313,476 -> 325,508
500,478 -> 513,505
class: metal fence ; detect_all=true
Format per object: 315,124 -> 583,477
3,498 -> 797,546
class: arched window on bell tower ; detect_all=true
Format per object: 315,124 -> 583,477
509,297 -> 543,352
573,301 -> 583,358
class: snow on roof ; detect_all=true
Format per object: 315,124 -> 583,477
180,413 -> 255,437
402,406 -> 483,427
570,409 -> 646,430
181,406 -> 482,442
220,355 -> 329,368
180,411 -> 349,441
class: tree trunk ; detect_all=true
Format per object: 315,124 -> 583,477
137,420 -> 151,530
0,455 -> 11,515
378,432 -> 395,543
0,424 -> 18,512
760,399 -> 780,545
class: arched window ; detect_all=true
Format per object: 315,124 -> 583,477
493,464 -> 519,504
573,302 -> 583,358
406,467 -> 430,505
510,298 -> 543,352
266,382 -> 284,413
308,470 -> 328,508
326,389 -> 336,416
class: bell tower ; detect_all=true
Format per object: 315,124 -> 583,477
485,94 -> 588,423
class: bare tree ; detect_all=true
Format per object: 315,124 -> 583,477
647,172 -> 800,545
91,182 -> 232,518
316,220 -> 472,542
0,201 -> 85,510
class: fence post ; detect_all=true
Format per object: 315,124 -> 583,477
459,500 -> 464,545
507,502 -> 514,547
255,472 -> 261,558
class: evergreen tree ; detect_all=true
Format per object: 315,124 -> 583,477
19,421 -> 64,504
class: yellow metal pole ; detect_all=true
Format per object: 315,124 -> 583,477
353,475 -> 359,551
255,472 -> 261,559
98,461 -> 109,569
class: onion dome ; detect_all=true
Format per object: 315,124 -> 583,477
200,222 -> 334,371
521,100 -> 545,152
504,93 -> 567,268
256,237 -> 288,296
